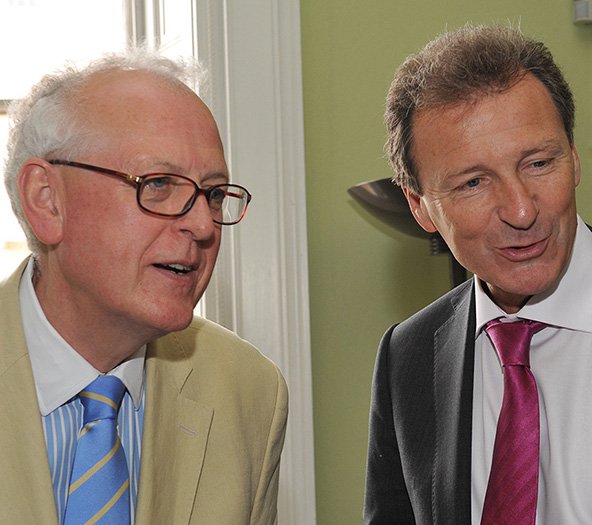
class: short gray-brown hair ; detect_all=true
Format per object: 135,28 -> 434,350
385,25 -> 574,194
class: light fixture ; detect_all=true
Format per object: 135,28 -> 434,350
347,177 -> 467,288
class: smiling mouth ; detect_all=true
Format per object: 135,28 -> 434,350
154,263 -> 195,275
508,238 -> 545,250
511,242 -> 536,249
499,238 -> 548,261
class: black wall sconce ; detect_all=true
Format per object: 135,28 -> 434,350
348,178 -> 467,288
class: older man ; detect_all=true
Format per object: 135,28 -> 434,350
1,50 -> 287,524
365,26 -> 589,524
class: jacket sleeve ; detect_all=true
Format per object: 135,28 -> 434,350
364,325 -> 416,524
249,365 -> 289,525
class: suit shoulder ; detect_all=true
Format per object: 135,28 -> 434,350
386,279 -> 474,344
373,280 -> 474,389
164,316 -> 283,381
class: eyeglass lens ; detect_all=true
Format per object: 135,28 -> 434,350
139,175 -> 249,224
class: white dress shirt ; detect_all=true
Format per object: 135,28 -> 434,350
471,216 -> 592,524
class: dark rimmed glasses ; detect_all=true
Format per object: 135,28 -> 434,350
48,159 -> 252,225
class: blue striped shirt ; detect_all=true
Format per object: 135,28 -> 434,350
18,260 -> 145,523
42,385 -> 144,523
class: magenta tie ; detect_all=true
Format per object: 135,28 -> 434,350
481,319 -> 546,525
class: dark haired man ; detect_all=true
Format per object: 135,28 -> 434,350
365,26 -> 588,524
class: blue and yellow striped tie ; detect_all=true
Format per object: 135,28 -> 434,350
64,376 -> 130,524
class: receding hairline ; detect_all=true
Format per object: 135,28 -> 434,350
57,67 -> 213,153
67,67 -> 202,111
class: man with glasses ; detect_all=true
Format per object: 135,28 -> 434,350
0,50 -> 287,524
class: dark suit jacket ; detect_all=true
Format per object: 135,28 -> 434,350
364,280 -> 476,524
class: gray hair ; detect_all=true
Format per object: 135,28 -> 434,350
385,25 -> 575,194
4,48 -> 205,253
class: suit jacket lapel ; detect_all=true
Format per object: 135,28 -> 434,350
134,333 -> 213,525
0,260 -> 58,524
431,281 -> 476,524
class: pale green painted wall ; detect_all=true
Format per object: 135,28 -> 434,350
300,1 -> 592,523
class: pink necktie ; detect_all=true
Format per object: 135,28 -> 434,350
481,319 -> 546,525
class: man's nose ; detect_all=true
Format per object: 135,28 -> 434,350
176,194 -> 216,240
497,177 -> 539,230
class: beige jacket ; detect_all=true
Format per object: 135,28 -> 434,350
0,260 -> 288,524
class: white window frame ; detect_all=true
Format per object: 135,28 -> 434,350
196,1 -> 316,524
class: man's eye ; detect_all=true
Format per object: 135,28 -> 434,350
209,187 -> 226,201
531,160 -> 548,169
141,176 -> 177,204
465,178 -> 480,188
144,176 -> 172,190
207,187 -> 227,209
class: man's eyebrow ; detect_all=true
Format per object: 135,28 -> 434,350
441,163 -> 490,181
519,139 -> 565,158
133,160 -> 229,182
443,139 -> 567,179
200,171 -> 230,184
141,160 -> 185,174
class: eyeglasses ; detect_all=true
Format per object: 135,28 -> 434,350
48,159 -> 252,225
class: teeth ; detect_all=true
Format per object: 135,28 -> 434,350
168,263 -> 191,271
155,263 -> 193,274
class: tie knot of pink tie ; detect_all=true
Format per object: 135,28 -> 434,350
485,319 -> 546,368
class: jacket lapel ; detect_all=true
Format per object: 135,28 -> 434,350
431,282 -> 476,524
0,260 -> 58,524
134,333 -> 213,525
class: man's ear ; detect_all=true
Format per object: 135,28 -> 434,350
572,145 -> 581,187
18,159 -> 64,245
402,187 -> 438,233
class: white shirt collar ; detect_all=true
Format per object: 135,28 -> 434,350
475,215 -> 592,335
19,258 -> 145,416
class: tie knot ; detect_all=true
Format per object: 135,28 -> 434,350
485,319 -> 546,367
79,375 -> 126,424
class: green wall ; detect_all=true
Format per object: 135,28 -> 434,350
300,1 -> 592,523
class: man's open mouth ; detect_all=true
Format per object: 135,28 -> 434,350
154,263 -> 194,275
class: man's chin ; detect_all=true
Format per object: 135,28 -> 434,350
485,274 -> 562,312
145,309 -> 195,337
